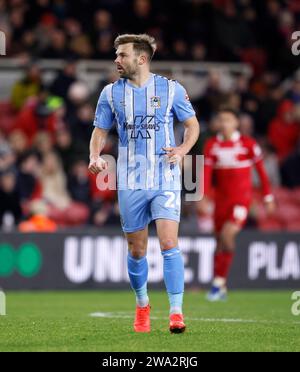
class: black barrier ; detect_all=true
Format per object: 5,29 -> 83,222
0,230 -> 299,289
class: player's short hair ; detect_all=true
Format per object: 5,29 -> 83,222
217,107 -> 240,120
114,34 -> 157,61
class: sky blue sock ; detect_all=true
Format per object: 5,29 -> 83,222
127,252 -> 149,307
162,247 -> 184,314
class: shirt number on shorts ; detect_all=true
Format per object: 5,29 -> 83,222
164,192 -> 180,209
233,205 -> 248,221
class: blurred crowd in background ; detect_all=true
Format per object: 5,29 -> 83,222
1,0 -> 300,76
1,0 -> 300,231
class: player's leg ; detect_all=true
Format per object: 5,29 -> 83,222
118,190 -> 151,332
126,227 -> 149,308
125,227 -> 151,332
150,190 -> 185,332
207,222 -> 241,301
156,218 -> 186,333
208,204 -> 247,301
217,221 -> 241,279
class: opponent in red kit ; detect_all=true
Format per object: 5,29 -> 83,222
201,108 -> 275,301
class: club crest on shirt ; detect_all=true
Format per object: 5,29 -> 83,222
150,96 -> 161,108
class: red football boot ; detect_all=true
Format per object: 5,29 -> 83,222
169,313 -> 186,334
134,304 -> 151,333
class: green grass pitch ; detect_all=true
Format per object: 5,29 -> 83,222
0,290 -> 299,352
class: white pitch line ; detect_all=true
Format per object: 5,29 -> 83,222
89,312 -> 300,325
90,312 -> 161,320
89,312 -> 257,323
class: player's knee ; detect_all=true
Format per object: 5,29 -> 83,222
220,232 -> 235,252
220,223 -> 239,251
127,240 -> 147,258
160,238 -> 177,251
130,250 -> 146,259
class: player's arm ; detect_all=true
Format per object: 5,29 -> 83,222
179,115 -> 200,155
252,142 -> 276,215
164,82 -> 200,163
89,127 -> 109,174
255,160 -> 276,215
164,116 -> 200,163
197,140 -> 214,214
88,84 -> 115,175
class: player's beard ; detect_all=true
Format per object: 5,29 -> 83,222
117,60 -> 139,80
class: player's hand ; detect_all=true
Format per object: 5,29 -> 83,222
197,196 -> 211,215
163,146 -> 186,164
264,199 -> 276,216
88,156 -> 108,174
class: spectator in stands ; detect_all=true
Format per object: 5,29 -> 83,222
54,128 -> 87,174
14,90 -> 61,143
33,131 -> 53,158
16,150 -> 42,202
8,129 -> 29,161
171,39 -> 190,61
41,28 -> 70,59
191,42 -> 207,61
195,115 -> 221,155
281,144 -> 300,188
38,151 -> 89,226
253,141 -> 281,188
11,63 -> 43,110
94,33 -> 115,60
256,83 -> 283,136
70,102 -> 94,145
90,71 -> 119,107
92,9 -> 115,44
0,136 -> 15,174
0,168 -> 22,228
239,113 -> 254,137
235,74 -> 259,122
129,0 -> 153,34
40,151 -> 70,209
33,13 -> 58,54
64,18 -> 93,59
2,0 -> 300,231
65,81 -> 92,144
67,159 -> 91,205
21,30 -> 40,57
213,1 -> 255,62
18,199 -> 58,232
1,0 -> 300,81
49,59 -> 77,101
226,92 -> 242,112
197,69 -> 225,121
65,80 -> 90,120
9,6 -> 27,53
268,100 -> 300,161
286,74 -> 300,104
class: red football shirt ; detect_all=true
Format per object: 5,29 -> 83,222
203,131 -> 273,206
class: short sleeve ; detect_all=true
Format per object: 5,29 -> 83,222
172,82 -> 196,122
93,84 -> 115,130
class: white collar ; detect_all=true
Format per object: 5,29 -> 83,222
217,131 -> 241,142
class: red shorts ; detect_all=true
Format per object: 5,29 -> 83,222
214,202 -> 249,233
